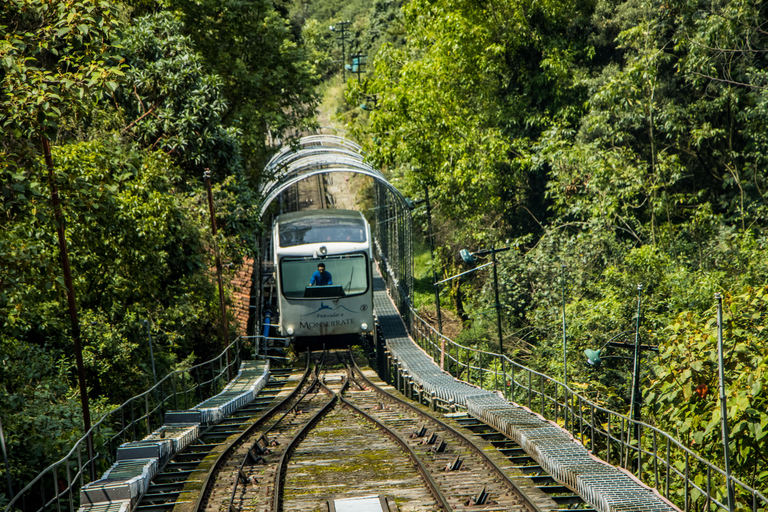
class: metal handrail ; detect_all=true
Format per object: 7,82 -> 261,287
4,337 -> 244,512
406,311 -> 768,512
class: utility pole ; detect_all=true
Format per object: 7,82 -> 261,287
491,246 -> 503,354
561,265 -> 567,388
42,137 -> 95,481
459,246 -> 509,354
204,170 -> 231,380
350,53 -> 367,83
630,284 -> 643,443
423,185 -> 444,368
424,186 -> 441,334
144,320 -> 158,386
716,293 -> 736,512
329,21 -> 351,80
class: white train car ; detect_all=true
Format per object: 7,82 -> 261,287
273,209 -> 374,342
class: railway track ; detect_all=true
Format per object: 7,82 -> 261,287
191,350 -> 552,512
339,352 -> 551,512
134,349 -> 589,512
285,172 -> 328,211
133,364 -> 304,512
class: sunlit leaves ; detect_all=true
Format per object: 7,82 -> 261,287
648,287 -> 768,490
0,139 -> 226,488
168,0 -> 321,169
118,12 -> 243,177
0,0 -> 126,138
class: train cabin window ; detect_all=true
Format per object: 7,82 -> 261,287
280,254 -> 369,299
278,216 -> 366,247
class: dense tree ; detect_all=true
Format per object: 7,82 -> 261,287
649,287 -> 768,496
348,0 -> 594,245
1,0 -> 319,494
0,139 -> 222,489
167,0 -> 321,171
118,12 -> 243,178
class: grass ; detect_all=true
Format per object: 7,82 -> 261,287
412,238 -> 437,310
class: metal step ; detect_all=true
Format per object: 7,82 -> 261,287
142,491 -> 180,504
153,469 -> 193,479
552,495 -> 584,505
509,464 -> 544,474
163,461 -> 201,471
537,485 -> 572,494
146,482 -> 188,493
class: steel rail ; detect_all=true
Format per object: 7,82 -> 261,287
318,170 -> 327,209
271,375 -> 340,512
223,349 -> 330,512
348,352 -> 547,512
338,363 -> 452,511
192,351 -> 312,512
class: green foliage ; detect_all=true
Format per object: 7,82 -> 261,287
0,0 -> 125,139
348,0 -> 594,244
118,12 -> 243,177
411,239 -> 438,310
168,0 -> 321,169
348,4 -> 768,498
648,286 -> 768,491
0,338 -> 113,485
0,0 -> 318,498
0,140 -> 224,489
3,139 -> 221,385
289,0 -> 401,81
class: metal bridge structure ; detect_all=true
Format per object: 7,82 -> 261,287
255,134 -> 414,339
259,134 -> 414,295
5,135 -> 767,512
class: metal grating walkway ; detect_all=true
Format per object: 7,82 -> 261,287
372,273 -> 679,512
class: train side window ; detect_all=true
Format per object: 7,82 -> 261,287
280,254 -> 368,298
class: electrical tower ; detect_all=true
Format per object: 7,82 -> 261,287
329,21 -> 351,79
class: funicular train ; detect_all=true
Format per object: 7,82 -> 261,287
272,209 -> 374,348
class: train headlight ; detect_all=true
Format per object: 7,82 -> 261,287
361,323 -> 368,331
286,327 -> 295,335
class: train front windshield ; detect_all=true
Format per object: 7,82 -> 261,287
280,254 -> 369,299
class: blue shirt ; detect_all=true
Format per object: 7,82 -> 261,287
310,270 -> 332,286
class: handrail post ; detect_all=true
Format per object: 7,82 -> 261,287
716,293 -> 736,512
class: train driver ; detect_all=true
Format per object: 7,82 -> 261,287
309,262 -> 333,286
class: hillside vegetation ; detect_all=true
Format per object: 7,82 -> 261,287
1,0 -> 767,502
342,0 -> 768,494
1,0 -> 318,497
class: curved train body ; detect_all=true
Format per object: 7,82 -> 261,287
273,209 -> 374,344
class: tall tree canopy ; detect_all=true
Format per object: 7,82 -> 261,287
168,0 -> 321,171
